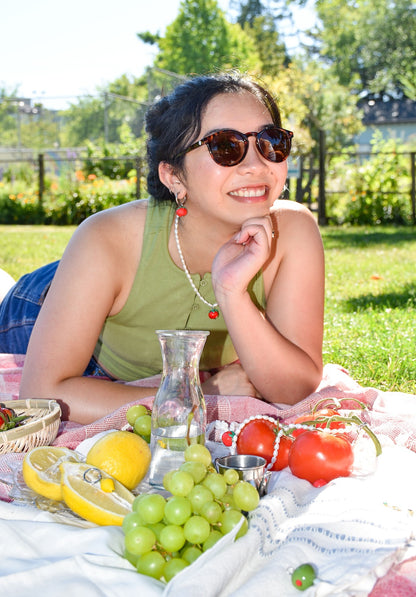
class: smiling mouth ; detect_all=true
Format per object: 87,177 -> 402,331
229,186 -> 267,199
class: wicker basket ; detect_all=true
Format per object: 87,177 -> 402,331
0,399 -> 61,454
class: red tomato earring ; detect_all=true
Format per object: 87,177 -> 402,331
175,192 -> 188,217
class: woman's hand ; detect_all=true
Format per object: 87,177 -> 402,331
202,362 -> 260,397
211,216 -> 274,301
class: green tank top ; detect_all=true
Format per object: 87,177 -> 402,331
93,198 -> 266,380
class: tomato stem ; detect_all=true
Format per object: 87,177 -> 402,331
312,397 -> 368,413
289,414 -> 382,456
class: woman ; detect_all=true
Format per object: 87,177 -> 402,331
0,71 -> 324,423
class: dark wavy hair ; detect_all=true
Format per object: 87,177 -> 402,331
145,71 -> 283,201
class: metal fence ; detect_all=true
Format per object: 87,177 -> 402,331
1,147 -> 415,225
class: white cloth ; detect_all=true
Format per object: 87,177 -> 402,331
1,445 -> 415,597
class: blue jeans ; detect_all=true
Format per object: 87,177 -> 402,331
0,261 -> 109,377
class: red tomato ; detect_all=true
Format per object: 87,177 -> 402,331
272,435 -> 293,471
288,430 -> 353,484
236,419 -> 293,471
0,407 -> 15,421
292,408 -> 345,437
313,409 -> 345,430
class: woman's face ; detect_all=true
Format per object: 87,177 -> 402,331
181,91 -> 288,228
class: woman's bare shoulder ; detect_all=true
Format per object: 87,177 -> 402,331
272,199 -> 316,219
272,199 -> 320,237
81,198 -> 149,231
72,199 -> 148,252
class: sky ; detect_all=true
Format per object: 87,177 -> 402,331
1,0 -> 312,111
0,0 -> 228,110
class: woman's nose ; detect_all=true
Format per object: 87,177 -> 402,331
238,137 -> 267,170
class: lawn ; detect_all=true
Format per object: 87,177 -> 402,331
322,226 -> 416,394
1,224 -> 415,395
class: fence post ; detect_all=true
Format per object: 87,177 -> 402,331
318,129 -> 327,225
38,153 -> 44,207
411,152 -> 415,225
295,156 -> 304,203
135,156 -> 141,200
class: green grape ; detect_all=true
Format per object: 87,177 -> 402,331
122,511 -> 146,534
183,515 -> 211,544
126,404 -> 149,427
159,524 -> 186,552
163,557 -> 189,582
219,490 -> 239,511
219,509 -> 245,535
135,493 -> 166,524
233,481 -> 260,512
136,550 -> 166,580
164,496 -> 192,526
133,414 -> 152,440
184,444 -> 212,467
169,470 -> 195,497
188,484 -> 214,514
200,500 -> 222,524
223,468 -> 240,485
124,549 -> 139,567
124,526 -> 156,555
180,461 -> 207,483
203,472 -> 227,499
236,516 -> 248,539
181,545 -> 202,564
203,530 -> 223,551
163,470 -> 176,492
146,522 -> 165,542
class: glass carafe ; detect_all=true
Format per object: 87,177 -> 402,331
148,329 -> 209,488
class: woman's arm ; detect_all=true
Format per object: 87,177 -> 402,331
211,202 -> 324,405
19,202 -> 157,424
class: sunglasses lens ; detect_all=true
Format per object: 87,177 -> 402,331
258,128 -> 292,163
209,131 -> 246,166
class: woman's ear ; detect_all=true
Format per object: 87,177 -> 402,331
158,162 -> 186,198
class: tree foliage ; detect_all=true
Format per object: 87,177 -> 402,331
264,59 -> 363,156
147,0 -> 261,75
315,0 -> 416,97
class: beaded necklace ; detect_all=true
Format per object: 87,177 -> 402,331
174,214 -> 220,319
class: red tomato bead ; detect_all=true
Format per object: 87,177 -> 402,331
222,431 -> 234,447
176,207 -> 188,217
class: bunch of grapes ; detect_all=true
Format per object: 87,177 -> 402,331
122,444 -> 259,582
126,404 -> 152,443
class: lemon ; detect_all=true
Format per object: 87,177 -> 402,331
86,430 -> 151,490
22,446 -> 81,501
60,462 -> 135,526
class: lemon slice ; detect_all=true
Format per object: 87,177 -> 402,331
22,446 -> 82,501
60,461 -> 135,526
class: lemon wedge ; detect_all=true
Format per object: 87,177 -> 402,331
60,461 -> 135,526
22,446 -> 82,501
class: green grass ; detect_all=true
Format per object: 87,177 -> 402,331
321,226 -> 416,395
0,225 -> 75,279
1,224 -> 415,395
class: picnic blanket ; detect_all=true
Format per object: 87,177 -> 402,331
0,353 -> 416,596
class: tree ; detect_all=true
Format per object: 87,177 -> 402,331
265,59 -> 363,155
314,0 -> 416,98
60,75 -> 149,146
233,0 -> 265,25
0,88 -> 22,147
140,0 -> 260,76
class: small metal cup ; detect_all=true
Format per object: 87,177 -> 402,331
215,454 -> 270,497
